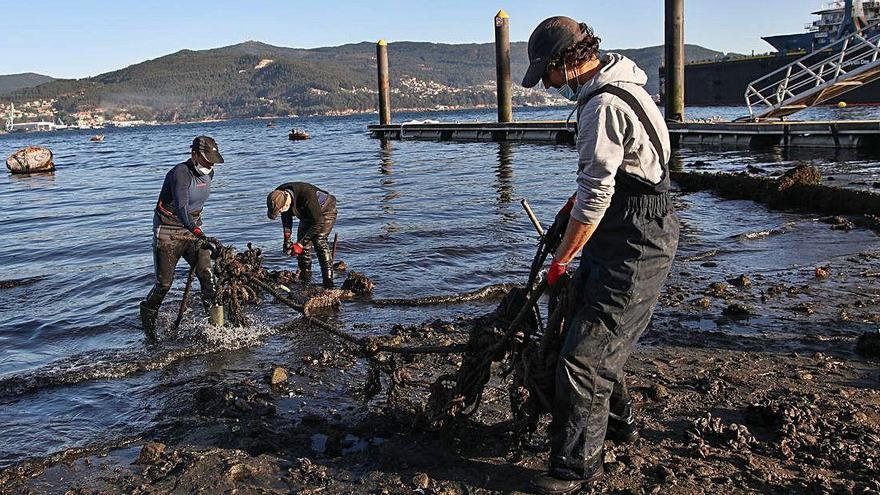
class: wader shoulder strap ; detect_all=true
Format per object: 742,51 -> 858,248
578,84 -> 667,166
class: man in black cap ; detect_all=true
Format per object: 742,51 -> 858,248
266,182 -> 337,289
139,136 -> 224,337
522,17 -> 679,494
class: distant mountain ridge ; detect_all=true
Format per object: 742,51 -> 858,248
0,73 -> 55,96
3,41 -> 723,121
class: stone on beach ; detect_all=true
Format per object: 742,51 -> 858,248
6,146 -> 54,174
856,331 -> 880,360
269,366 -> 288,386
136,442 -> 166,464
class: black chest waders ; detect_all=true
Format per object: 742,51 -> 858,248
549,84 -> 680,480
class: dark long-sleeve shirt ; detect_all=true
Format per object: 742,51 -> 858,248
155,160 -> 213,232
274,182 -> 331,241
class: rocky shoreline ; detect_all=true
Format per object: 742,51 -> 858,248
2,326 -> 877,494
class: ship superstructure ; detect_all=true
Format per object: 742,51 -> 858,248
763,0 -> 880,53
665,0 -> 880,106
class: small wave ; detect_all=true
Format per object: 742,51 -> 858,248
732,222 -> 797,241
0,320 -> 276,401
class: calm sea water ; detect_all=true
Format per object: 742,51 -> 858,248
1,105 -> 879,466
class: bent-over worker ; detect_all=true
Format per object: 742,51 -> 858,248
266,182 -> 338,289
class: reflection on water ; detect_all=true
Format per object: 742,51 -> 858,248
8,172 -> 56,189
495,142 -> 514,206
377,141 -> 399,234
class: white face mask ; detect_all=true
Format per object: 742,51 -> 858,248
195,163 -> 212,176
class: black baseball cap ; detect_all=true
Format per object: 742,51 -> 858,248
191,136 -> 224,164
522,16 -> 588,88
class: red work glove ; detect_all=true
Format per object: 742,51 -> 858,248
289,242 -> 304,256
547,258 -> 568,287
192,226 -> 206,239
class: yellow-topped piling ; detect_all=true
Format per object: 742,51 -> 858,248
376,39 -> 391,125
494,10 -> 513,123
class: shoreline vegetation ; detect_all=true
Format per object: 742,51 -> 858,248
0,102 -> 575,135
1,40 -> 721,129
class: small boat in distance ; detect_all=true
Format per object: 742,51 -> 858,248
90,134 -> 105,142
267,121 -> 275,127
288,128 -> 310,140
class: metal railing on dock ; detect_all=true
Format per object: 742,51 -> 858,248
746,21 -> 880,119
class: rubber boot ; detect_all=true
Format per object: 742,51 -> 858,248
319,263 -> 334,289
201,297 -> 224,327
530,450 -> 604,495
315,240 -> 335,289
297,254 -> 312,283
139,301 -> 159,340
606,401 -> 640,444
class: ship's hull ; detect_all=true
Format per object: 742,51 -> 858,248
672,54 -> 880,106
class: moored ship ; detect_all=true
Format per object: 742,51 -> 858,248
662,0 -> 880,106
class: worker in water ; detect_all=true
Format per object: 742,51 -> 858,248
139,136 -> 224,338
266,182 -> 338,289
521,16 -> 679,494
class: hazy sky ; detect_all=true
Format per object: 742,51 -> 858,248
3,0 -> 824,78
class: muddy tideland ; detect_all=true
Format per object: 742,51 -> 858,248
3,170 -> 880,494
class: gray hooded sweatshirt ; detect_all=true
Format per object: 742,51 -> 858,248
571,53 -> 671,225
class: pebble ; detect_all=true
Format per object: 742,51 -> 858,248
708,282 -> 728,297
723,303 -> 752,319
137,442 -> 166,464
269,366 -> 289,386
727,274 -> 750,288
649,384 -> 669,400
412,472 -> 430,489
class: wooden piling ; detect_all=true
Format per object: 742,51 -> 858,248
664,0 -> 685,123
376,39 -> 392,125
494,10 -> 513,123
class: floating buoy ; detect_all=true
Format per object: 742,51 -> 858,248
288,128 -> 310,140
6,146 -> 55,174
838,101 -> 847,108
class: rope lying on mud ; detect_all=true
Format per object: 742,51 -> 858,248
245,275 -> 466,356
371,283 -> 518,306
200,238 -> 567,430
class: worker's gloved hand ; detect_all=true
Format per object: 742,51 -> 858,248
288,242 -> 304,256
192,226 -> 207,240
546,258 -> 568,287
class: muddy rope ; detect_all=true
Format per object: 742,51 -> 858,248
205,232 -> 567,430
245,275 -> 466,356
371,283 -> 518,306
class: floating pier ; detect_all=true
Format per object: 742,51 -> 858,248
368,119 -> 880,149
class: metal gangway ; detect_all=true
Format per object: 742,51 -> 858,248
745,21 -> 880,120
